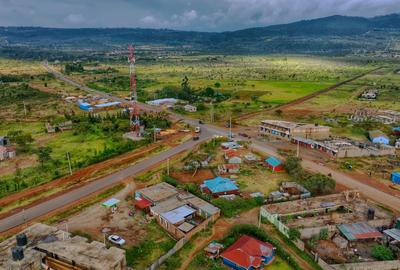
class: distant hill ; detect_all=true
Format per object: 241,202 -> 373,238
0,13 -> 399,58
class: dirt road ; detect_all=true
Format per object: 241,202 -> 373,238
236,66 -> 383,121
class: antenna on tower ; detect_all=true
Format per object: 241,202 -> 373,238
128,44 -> 140,136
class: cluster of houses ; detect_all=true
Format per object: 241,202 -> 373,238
134,182 -> 220,239
146,98 -> 197,112
261,190 -> 400,267
350,108 -> 400,125
359,88 -> 378,100
0,136 -> 16,161
259,120 -> 330,140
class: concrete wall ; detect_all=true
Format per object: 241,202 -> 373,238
260,207 -> 290,238
300,225 -> 337,239
331,260 -> 400,270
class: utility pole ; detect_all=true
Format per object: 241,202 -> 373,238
153,127 -> 157,143
167,158 -> 170,175
66,152 -> 72,175
229,115 -> 232,139
23,102 -> 27,116
210,102 -> 214,123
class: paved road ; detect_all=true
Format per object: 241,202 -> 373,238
1,64 -> 399,232
0,129 -> 214,232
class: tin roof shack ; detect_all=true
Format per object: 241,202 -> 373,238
268,182 -> 311,202
0,223 -> 126,270
220,235 -> 275,270
218,164 -> 240,174
0,145 -> 16,161
337,222 -> 382,241
135,183 -> 220,239
259,120 -> 330,140
261,191 -> 392,240
369,130 -> 390,145
291,137 -> 395,158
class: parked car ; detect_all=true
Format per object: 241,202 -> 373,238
195,126 -> 201,133
108,235 -> 126,246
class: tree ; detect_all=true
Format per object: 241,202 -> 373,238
372,245 -> 394,261
37,146 -> 53,167
303,174 -> 336,195
283,156 -> 303,176
319,228 -> 329,240
203,87 -> 215,97
275,109 -> 283,116
214,82 -> 221,88
288,228 -> 301,241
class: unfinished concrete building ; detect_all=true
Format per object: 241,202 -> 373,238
259,120 -> 330,140
135,182 -> 220,239
261,191 -> 393,239
291,137 -> 395,158
0,223 -> 126,270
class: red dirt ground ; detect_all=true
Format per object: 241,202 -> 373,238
171,169 -> 215,184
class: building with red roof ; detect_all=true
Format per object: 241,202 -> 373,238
220,235 -> 275,270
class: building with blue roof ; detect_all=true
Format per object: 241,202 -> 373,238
201,177 -> 239,197
391,172 -> 400,185
264,156 -> 284,172
369,130 -> 389,145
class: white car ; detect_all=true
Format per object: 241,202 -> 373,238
108,235 -> 126,246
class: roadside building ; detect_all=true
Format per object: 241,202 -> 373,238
337,222 -> 382,241
0,223 -> 126,270
220,235 -> 275,270
0,145 -> 16,161
393,127 -> 400,136
135,182 -> 220,239
259,120 -> 330,140
291,137 -> 395,158
146,98 -> 179,106
395,139 -> 400,149
264,156 -> 284,172
218,164 -> 240,174
184,104 -> 197,112
0,136 -> 10,146
228,156 -> 242,164
221,142 -> 240,150
244,153 -> 257,163
78,100 -> 92,111
391,172 -> 400,185
369,130 -> 390,145
201,176 -> 239,197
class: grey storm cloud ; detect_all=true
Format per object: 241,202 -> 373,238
0,0 -> 399,31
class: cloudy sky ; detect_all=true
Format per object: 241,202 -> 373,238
0,0 -> 399,31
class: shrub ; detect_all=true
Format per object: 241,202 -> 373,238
372,245 -> 394,261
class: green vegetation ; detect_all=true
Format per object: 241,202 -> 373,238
371,245 -> 395,261
283,156 -> 335,195
212,197 -> 264,218
125,220 -> 176,269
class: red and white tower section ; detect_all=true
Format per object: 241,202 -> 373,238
128,44 -> 141,136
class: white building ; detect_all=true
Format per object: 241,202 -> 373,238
184,104 -> 197,112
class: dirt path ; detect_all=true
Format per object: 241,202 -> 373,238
178,208 -> 316,270
236,66 -> 383,121
262,224 -> 315,270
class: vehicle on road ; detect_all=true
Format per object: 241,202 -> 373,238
108,235 -> 126,246
238,132 -> 250,138
193,135 -> 200,141
198,120 -> 204,124
195,126 -> 201,133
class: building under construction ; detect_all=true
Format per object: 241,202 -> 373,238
0,223 -> 126,270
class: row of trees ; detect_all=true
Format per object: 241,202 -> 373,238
283,156 -> 336,195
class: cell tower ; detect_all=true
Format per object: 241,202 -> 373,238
128,44 -> 140,136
